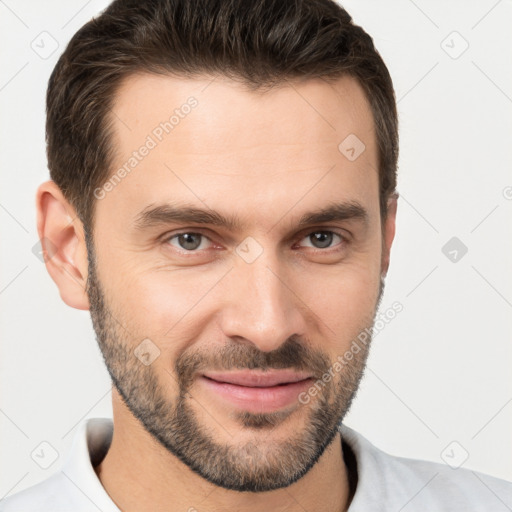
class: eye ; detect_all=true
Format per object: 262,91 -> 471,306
163,230 -> 346,254
298,231 -> 345,250
166,232 -> 212,251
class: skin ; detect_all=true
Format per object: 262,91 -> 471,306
37,73 -> 397,512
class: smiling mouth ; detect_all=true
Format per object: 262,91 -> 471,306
198,370 -> 314,412
203,376 -> 312,387
201,369 -> 314,387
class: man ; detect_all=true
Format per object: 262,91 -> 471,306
1,0 -> 510,510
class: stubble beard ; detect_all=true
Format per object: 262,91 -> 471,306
85,236 -> 383,492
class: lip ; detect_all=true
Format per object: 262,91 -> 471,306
202,370 -> 313,387
199,370 -> 314,413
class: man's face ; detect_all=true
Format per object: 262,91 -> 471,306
86,73 -> 389,492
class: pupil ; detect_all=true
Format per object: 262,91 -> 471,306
311,232 -> 332,248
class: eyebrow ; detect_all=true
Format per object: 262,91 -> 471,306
132,200 -> 369,232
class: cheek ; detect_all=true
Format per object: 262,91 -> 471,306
295,261 -> 381,341
104,264 -> 223,351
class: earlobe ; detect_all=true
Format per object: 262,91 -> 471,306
381,192 -> 398,277
36,180 -> 90,310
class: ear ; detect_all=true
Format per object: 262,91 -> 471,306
381,192 -> 398,277
36,180 -> 90,310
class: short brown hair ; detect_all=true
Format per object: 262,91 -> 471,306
46,0 -> 398,234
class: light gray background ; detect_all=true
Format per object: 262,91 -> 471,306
1,0 -> 511,498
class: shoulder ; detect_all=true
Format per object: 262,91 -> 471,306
383,451 -> 512,511
340,425 -> 512,511
0,418 -> 117,512
0,471 -> 86,512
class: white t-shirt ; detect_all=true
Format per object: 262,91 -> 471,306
1,417 -> 510,511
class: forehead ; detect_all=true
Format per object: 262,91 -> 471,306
97,73 -> 379,232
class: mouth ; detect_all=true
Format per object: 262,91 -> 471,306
202,369 -> 313,387
199,370 -> 314,413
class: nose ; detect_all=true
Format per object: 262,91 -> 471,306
217,249 -> 308,353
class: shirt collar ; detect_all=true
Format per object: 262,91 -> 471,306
61,417 -> 119,512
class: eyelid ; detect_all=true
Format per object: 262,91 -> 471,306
161,228 -> 213,241
294,226 -> 351,242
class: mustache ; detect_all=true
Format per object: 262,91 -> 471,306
174,337 -> 331,391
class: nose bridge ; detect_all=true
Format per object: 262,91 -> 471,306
219,243 -> 306,352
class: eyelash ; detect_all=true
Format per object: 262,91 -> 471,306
162,229 -> 349,255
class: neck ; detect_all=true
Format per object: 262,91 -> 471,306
95,391 -> 353,512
